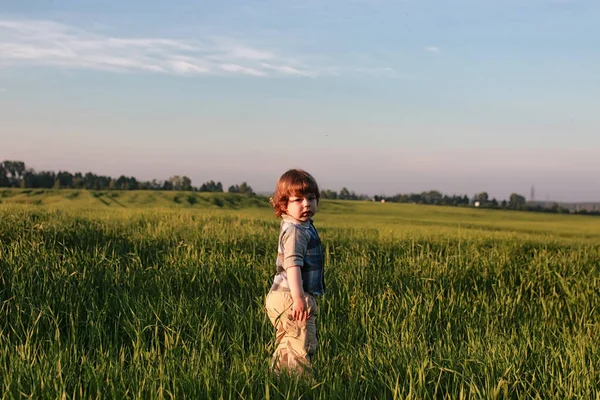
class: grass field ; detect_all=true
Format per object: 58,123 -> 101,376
1,189 -> 599,398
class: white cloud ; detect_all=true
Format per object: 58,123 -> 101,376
220,64 -> 266,77
228,47 -> 274,60
425,46 -> 440,53
260,63 -> 315,77
0,19 -> 400,79
0,19 -> 317,77
170,60 -> 211,74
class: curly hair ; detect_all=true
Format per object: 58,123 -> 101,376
270,169 -> 320,217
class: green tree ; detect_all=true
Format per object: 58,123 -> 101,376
168,175 -> 190,191
320,189 -> 338,199
73,173 -> 83,189
199,180 -> 223,192
473,192 -> 489,206
228,182 -> 254,195
181,176 -> 192,191
422,190 -> 443,205
1,160 -> 26,187
509,193 -> 526,209
0,163 -> 9,187
339,187 -> 351,200
116,175 -> 128,190
56,171 -> 74,188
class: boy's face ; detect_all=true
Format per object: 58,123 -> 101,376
285,192 -> 318,222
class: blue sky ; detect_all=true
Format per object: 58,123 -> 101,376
1,0 -> 598,201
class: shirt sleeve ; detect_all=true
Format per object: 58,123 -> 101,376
280,225 -> 309,270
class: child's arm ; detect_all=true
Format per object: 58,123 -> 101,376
287,266 -> 308,322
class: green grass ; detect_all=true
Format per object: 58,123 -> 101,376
0,189 -> 269,210
0,191 -> 599,398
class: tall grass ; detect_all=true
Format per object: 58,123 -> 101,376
0,205 -> 598,398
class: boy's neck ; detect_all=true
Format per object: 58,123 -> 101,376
282,213 -> 312,225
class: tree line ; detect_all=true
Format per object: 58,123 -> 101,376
370,190 -> 598,216
0,160 -> 254,194
2,160 -> 597,216
320,187 -> 597,216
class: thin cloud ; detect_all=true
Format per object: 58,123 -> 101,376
261,63 -> 315,77
425,46 -> 440,53
229,47 -> 274,60
220,64 -> 266,77
0,19 -> 400,79
0,19 -> 314,77
170,60 -> 211,74
319,65 -> 401,78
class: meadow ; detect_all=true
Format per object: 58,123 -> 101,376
1,189 -> 599,399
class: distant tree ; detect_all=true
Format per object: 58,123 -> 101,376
475,192 -> 489,203
56,171 -> 74,188
81,172 -> 111,190
422,190 -> 443,205
21,169 -> 36,188
327,187 -> 368,201
128,177 -> 139,190
408,193 -> 422,203
339,187 -> 351,200
83,172 -> 96,189
73,172 -> 83,189
36,171 -> 56,188
141,179 -> 163,190
547,203 -> 570,214
1,160 -> 26,187
162,180 -> 173,190
0,163 -> 8,187
181,176 -> 192,191
473,192 -> 489,206
116,175 -> 129,190
19,168 -> 55,188
228,182 -> 254,195
199,180 -> 223,192
509,193 -> 527,209
168,175 -> 191,191
113,176 -> 138,190
320,189 -> 338,199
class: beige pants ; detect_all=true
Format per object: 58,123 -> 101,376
265,290 -> 318,376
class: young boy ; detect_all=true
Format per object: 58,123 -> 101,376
265,169 -> 325,376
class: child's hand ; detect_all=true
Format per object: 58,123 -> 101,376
292,296 -> 308,322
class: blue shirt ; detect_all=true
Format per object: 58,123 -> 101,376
270,214 -> 325,295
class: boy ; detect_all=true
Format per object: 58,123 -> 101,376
265,169 -> 325,376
